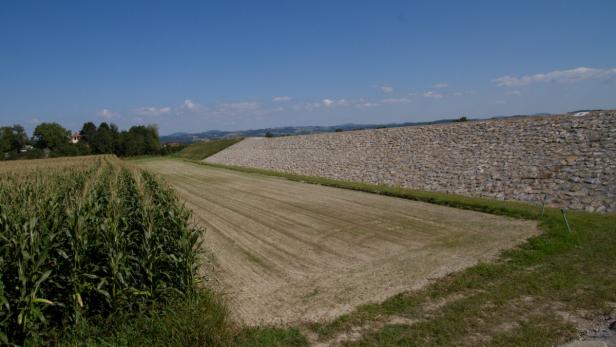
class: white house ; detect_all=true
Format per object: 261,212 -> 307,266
71,132 -> 81,144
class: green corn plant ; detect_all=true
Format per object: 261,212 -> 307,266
0,155 -> 204,345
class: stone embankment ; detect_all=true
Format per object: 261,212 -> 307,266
206,111 -> 616,212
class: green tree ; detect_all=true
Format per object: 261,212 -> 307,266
13,125 -> 28,147
4,121 -> 162,159
93,122 -> 114,154
0,127 -> 12,153
110,123 -> 122,154
118,125 -> 161,157
0,125 -> 28,153
79,122 -> 97,144
32,123 -> 70,150
120,131 -> 144,156
144,124 -> 161,154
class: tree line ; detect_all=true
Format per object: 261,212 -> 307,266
0,121 -> 173,160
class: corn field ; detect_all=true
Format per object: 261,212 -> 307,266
0,155 -> 203,344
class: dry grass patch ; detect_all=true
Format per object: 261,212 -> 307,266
137,158 -> 538,327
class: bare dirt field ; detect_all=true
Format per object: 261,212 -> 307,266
138,159 -> 539,326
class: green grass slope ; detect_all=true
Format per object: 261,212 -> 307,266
175,138 -> 242,160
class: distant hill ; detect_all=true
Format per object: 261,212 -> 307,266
161,118 -> 456,144
161,111 -> 601,144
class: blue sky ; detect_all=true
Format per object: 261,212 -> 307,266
1,1 -> 615,135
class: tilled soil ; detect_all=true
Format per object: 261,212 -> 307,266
138,159 -> 539,326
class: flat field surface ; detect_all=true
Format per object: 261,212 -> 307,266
138,159 -> 539,326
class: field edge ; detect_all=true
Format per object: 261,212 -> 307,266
163,157 -> 615,346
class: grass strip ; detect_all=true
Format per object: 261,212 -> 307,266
174,138 -> 243,161
193,159 -> 542,219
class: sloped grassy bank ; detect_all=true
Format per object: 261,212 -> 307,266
174,138 -> 242,161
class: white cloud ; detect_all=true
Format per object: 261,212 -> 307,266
272,96 -> 291,102
423,91 -> 443,99
299,97 -> 409,110
382,97 -> 412,104
180,99 -> 206,113
433,83 -> 448,88
183,99 -> 197,110
358,102 -> 379,108
219,101 -> 259,112
29,118 -> 41,125
322,98 -> 349,108
135,106 -> 171,117
177,99 -> 283,120
96,108 -> 119,120
379,85 -> 394,93
505,90 -> 522,96
214,101 -> 284,119
202,101 -> 269,118
314,99 -> 345,108
298,98 -> 356,110
493,67 -> 616,87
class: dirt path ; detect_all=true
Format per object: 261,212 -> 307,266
138,159 -> 539,326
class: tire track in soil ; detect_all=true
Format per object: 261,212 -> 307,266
138,159 -> 539,326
